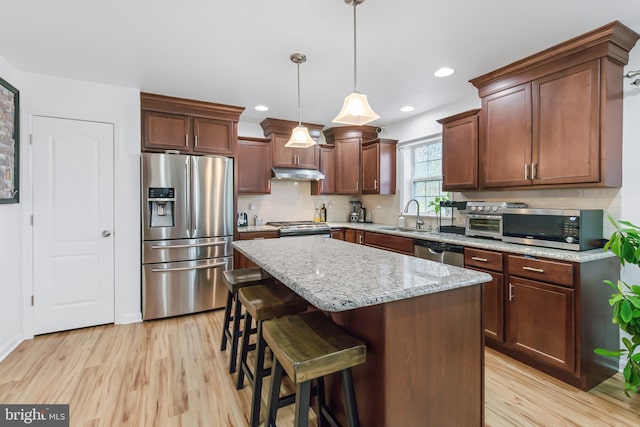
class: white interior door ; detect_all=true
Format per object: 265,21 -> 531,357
32,116 -> 114,335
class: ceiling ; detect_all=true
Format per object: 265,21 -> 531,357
2,0 -> 640,128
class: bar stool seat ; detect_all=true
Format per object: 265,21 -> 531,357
220,267 -> 273,374
236,282 -> 308,427
263,310 -> 366,427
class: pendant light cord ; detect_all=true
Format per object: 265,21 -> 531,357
297,60 -> 302,126
353,1 -> 358,93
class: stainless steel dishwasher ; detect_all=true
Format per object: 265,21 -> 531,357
414,240 -> 464,267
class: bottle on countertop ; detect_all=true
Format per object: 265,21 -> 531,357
398,212 -> 405,228
320,203 -> 327,222
313,208 -> 320,222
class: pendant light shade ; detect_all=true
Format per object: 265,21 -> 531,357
285,53 -> 316,148
333,0 -> 379,126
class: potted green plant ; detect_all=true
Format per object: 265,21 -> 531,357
595,217 -> 640,396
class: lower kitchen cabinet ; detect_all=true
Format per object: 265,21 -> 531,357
464,247 -> 504,342
505,276 -> 575,372
234,231 -> 279,268
345,229 -> 364,244
330,228 -> 345,240
364,231 -> 413,255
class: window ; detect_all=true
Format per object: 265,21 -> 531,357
399,135 -> 447,216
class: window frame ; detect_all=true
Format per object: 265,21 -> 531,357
399,134 -> 448,218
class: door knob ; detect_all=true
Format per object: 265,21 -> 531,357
102,230 -> 112,237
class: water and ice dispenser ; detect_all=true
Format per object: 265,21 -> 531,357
148,187 -> 175,227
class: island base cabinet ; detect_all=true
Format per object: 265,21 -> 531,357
505,277 -> 575,373
326,284 -> 484,427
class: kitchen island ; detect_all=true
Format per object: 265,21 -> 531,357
233,236 -> 491,426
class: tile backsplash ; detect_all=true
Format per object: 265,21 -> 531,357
239,182 -> 620,238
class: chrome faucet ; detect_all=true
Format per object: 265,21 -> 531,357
404,199 -> 425,230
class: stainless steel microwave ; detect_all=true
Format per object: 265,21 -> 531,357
502,208 -> 603,251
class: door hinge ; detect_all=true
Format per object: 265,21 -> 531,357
30,215 -> 34,226
31,295 -> 34,306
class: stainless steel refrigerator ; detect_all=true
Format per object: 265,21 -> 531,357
141,152 -> 233,320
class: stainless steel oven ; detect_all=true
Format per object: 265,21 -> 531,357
465,202 -> 526,240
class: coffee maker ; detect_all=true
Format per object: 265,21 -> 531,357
348,201 -> 361,222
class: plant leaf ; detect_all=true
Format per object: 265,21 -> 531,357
603,279 -> 618,290
629,296 -> 640,309
594,348 -> 622,357
621,300 -> 633,323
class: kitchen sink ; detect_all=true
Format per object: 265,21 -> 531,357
379,226 -> 424,232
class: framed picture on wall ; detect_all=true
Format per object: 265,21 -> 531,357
0,76 -> 19,204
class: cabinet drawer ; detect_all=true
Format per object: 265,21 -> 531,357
364,231 -> 413,255
508,255 -> 574,287
238,231 -> 280,240
464,248 -> 503,272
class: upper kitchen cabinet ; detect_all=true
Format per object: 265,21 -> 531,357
324,126 -> 378,195
311,144 -> 335,195
470,21 -> 639,189
141,93 -> 244,156
437,109 -> 481,191
237,137 -> 272,194
260,118 -> 324,169
361,138 -> 398,194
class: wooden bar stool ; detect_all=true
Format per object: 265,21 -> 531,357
262,311 -> 366,427
220,267 -> 273,374
236,282 -> 308,427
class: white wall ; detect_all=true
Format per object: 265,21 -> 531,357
19,73 -> 142,336
0,56 -> 25,361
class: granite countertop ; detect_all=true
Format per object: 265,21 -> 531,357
327,222 -> 613,263
233,236 -> 491,312
237,225 -> 279,233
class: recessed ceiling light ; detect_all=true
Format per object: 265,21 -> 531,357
434,67 -> 455,77
254,105 -> 269,111
400,106 -> 415,112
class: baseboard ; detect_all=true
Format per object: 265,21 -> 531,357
116,312 -> 142,325
0,334 -> 23,363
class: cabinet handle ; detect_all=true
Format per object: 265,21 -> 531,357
359,234 -> 364,244
195,135 -> 198,147
374,179 -> 378,190
524,163 -> 529,180
522,266 -> 544,273
471,256 -> 488,262
185,134 -> 189,147
356,180 -> 359,191
531,162 -> 537,179
443,174 -> 446,184
509,283 -> 514,301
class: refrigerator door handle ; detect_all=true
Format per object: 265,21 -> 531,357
150,241 -> 227,250
151,261 -> 227,273
185,159 -> 192,237
190,156 -> 197,236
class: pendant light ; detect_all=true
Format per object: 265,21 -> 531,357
285,53 -> 316,148
333,0 -> 380,126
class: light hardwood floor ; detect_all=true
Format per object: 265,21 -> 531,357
0,310 -> 638,426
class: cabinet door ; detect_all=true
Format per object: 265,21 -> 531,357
361,142 -> 380,194
295,145 -> 318,169
345,228 -> 356,243
272,134 -> 295,167
142,111 -> 190,152
483,270 -> 504,342
330,229 -> 345,240
481,83 -> 532,188
442,114 -> 478,190
532,61 -> 600,185
335,138 -> 361,194
506,277 -> 575,372
311,146 -> 335,195
238,138 -> 271,194
193,117 -> 234,156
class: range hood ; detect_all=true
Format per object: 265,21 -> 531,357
271,167 -> 325,181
